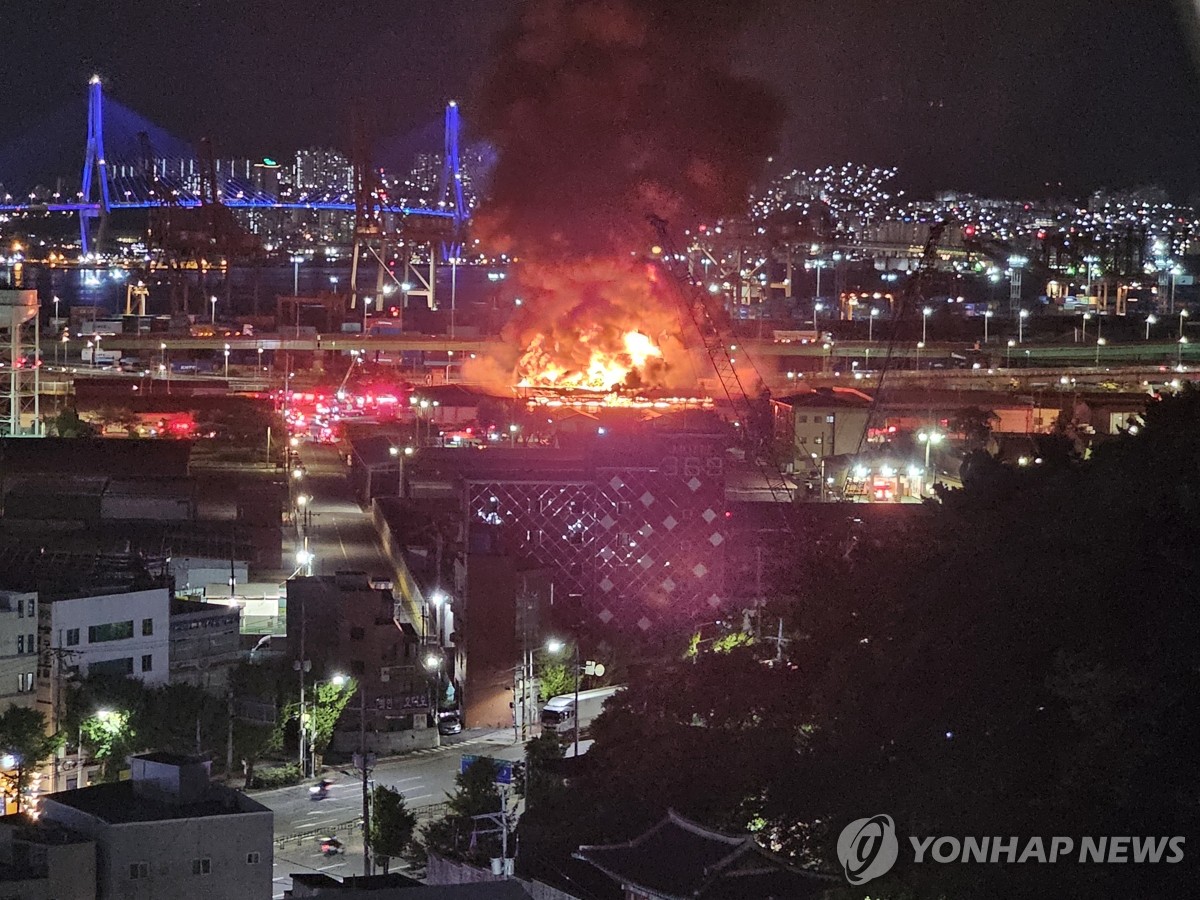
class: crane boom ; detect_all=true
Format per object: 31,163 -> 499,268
648,215 -> 793,504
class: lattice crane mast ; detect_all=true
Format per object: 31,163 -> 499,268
648,215 -> 793,504
841,220 -> 946,498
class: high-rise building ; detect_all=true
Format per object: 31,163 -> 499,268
294,148 -> 353,196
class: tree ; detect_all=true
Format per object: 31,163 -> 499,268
306,678 -> 356,764
947,405 -> 997,449
422,757 -> 504,864
515,732 -> 564,808
47,406 -> 98,437
369,785 -> 417,873
0,705 -> 63,801
535,647 -> 574,702
91,405 -> 142,436
517,388 -> 1200,898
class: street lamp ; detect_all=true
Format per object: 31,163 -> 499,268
868,308 -> 880,342
546,638 -> 581,758
916,430 -> 944,474
77,707 -> 113,788
1018,308 -> 1029,343
1095,336 -> 1107,366
223,343 -> 230,379
1179,308 -> 1189,339
1006,338 -> 1015,367
296,547 -> 314,576
210,296 -> 218,324
305,674 -> 348,776
984,309 -> 993,344
1146,315 -> 1157,341
1179,335 -> 1188,368
813,302 -> 823,335
1081,312 -> 1092,342
291,254 -> 304,296
922,306 -> 932,344
427,590 -> 447,645
52,295 -> 60,328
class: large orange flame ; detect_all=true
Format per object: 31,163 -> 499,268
516,329 -> 664,392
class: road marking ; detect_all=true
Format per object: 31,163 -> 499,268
400,793 -> 433,802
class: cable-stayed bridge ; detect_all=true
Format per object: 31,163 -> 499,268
0,78 -> 464,254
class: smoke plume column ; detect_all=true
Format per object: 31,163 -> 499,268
471,0 -> 783,390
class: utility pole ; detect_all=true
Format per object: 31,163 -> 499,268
470,786 -> 511,878
226,690 -> 235,776
355,688 -> 374,877
294,593 -> 309,776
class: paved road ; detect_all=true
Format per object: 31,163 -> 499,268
289,442 -> 392,580
267,730 -> 525,897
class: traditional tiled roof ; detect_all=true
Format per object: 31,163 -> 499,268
574,809 -> 832,900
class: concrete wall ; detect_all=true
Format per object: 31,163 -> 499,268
42,801 -> 272,900
46,589 -> 170,686
170,557 -> 250,596
169,607 -> 243,694
329,717 -> 437,756
0,591 -> 38,712
792,407 -> 871,464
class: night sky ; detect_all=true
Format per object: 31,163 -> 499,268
4,0 -> 1200,199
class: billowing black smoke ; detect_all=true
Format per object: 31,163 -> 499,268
475,0 -> 783,258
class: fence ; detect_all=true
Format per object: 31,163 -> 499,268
273,800 -> 449,849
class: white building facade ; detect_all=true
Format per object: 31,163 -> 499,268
0,591 -> 38,713
37,589 -> 172,728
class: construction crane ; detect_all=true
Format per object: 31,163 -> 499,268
648,215 -> 794,505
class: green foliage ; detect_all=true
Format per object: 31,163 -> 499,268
307,678 -> 357,759
370,785 -> 418,872
516,732 -> 565,807
0,706 -> 63,793
248,763 -> 303,789
423,757 -> 505,863
711,631 -> 752,654
519,388 -> 1200,899
536,656 -> 573,702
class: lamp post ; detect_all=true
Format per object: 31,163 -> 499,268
1179,335 -> 1188,368
1095,336 -> 1106,366
922,306 -> 932,345
426,590 -> 447,645
1006,338 -> 1015,367
53,296 -> 60,330
1179,308 -> 1189,339
868,308 -> 879,342
307,674 -> 346,777
984,309 -> 993,344
813,302 -> 823,335
546,638 -> 581,758
1018,308 -> 1029,343
917,429 -> 944,472
223,343 -> 230,380
292,254 -> 304,296
210,296 -> 218,324
1081,312 -> 1091,342
1146,315 -> 1157,341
